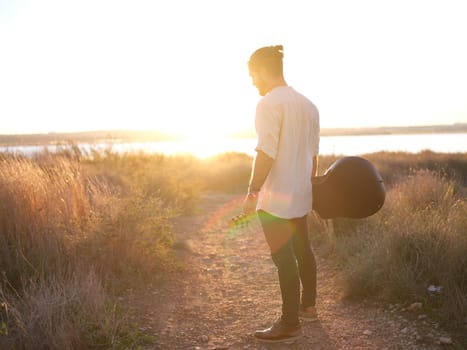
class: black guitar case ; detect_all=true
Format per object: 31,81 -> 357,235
312,156 -> 385,219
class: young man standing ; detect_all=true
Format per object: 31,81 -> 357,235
243,45 -> 320,343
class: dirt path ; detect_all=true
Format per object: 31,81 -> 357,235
125,193 -> 458,350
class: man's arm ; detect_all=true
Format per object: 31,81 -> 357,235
248,150 -> 274,192
243,150 -> 274,215
312,155 -> 318,179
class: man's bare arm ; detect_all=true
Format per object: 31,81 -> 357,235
243,150 -> 273,215
248,150 -> 274,192
312,155 -> 318,179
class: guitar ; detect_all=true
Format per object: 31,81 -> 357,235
231,156 -> 385,227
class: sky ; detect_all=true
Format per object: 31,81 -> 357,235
0,0 -> 466,137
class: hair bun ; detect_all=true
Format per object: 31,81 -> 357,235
274,45 -> 284,57
248,45 -> 284,71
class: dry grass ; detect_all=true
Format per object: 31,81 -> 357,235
363,150 -> 467,187
0,149 -> 466,348
311,168 -> 467,326
0,153 -> 178,349
198,152 -> 252,193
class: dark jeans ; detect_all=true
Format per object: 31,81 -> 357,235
258,210 -> 317,326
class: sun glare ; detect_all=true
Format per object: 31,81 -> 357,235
1,1 -> 466,136
176,129 -> 230,159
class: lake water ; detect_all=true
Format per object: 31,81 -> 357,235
1,133 -> 466,158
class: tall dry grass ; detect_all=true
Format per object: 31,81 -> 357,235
310,167 -> 467,326
197,152 -> 252,193
0,153 -> 181,349
0,156 -> 91,288
82,150 -> 202,214
1,149 -> 466,347
374,150 -> 467,188
318,151 -> 467,187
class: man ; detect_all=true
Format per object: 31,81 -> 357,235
243,45 -> 320,343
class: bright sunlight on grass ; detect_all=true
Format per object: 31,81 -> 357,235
0,149 -> 466,348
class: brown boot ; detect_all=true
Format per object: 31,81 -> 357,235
299,305 -> 318,322
254,319 -> 302,343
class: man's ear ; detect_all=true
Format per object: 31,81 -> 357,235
254,66 -> 269,81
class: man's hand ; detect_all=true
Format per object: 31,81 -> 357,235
242,192 -> 258,215
243,150 -> 272,216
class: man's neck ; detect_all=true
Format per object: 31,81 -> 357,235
265,77 -> 288,94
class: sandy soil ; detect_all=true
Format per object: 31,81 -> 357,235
124,193 -> 461,350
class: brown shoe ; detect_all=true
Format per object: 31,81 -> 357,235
254,319 -> 302,343
299,305 -> 318,322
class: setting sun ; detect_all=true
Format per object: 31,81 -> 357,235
1,0 -> 466,137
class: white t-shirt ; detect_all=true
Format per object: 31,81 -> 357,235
255,86 -> 320,219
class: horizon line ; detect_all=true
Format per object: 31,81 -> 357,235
1,122 -> 466,138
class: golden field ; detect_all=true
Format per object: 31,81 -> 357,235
0,149 -> 466,348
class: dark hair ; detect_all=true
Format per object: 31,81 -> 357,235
248,45 -> 284,76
